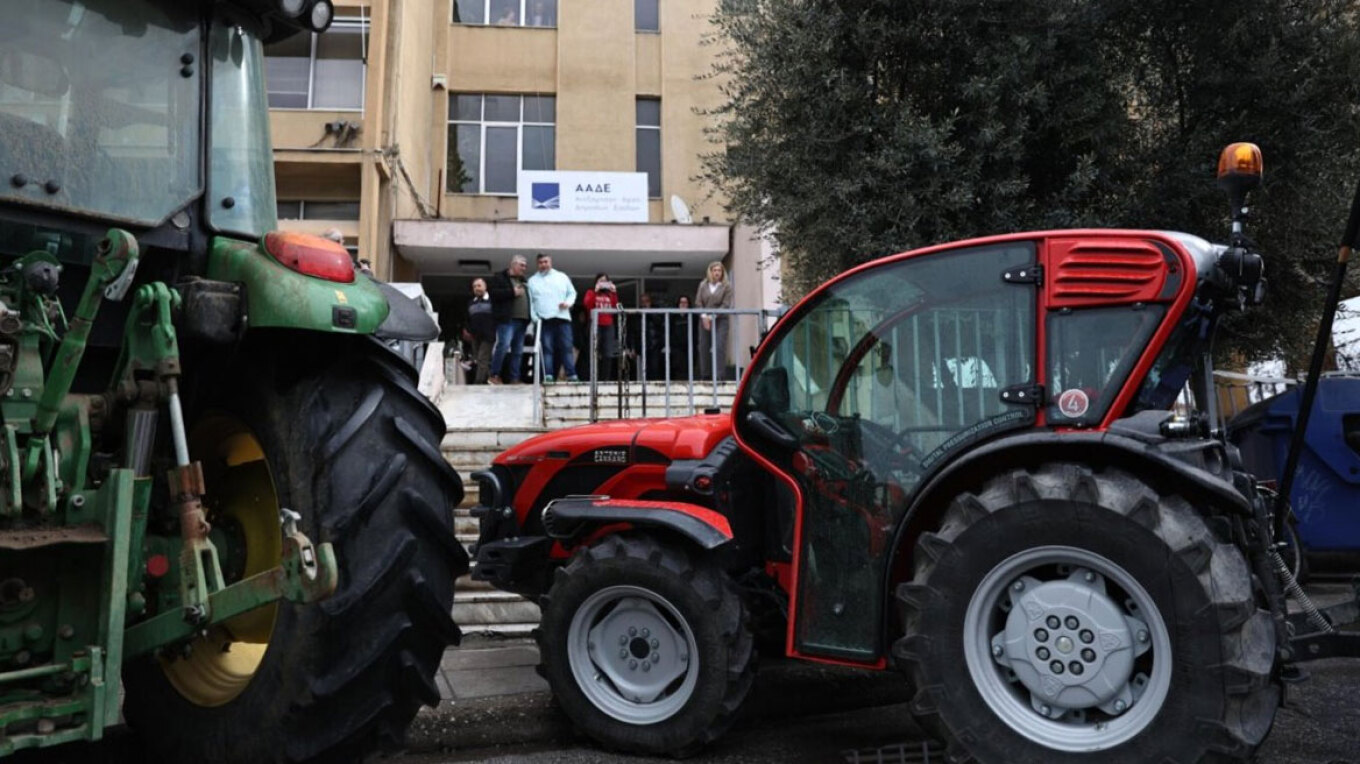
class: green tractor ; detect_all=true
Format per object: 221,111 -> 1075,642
0,1 -> 467,761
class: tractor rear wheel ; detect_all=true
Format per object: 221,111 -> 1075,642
894,464 -> 1279,763
537,533 -> 755,757
122,339 -> 467,763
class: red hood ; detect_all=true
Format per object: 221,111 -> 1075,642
498,414 -> 733,465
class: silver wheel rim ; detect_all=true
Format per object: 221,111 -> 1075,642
963,545 -> 1173,752
567,584 -> 699,724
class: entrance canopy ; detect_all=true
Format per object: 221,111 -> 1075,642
393,220 -> 730,279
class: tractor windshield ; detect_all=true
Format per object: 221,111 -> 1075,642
0,0 -> 201,226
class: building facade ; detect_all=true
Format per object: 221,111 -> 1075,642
266,0 -> 779,357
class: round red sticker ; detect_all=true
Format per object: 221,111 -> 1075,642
1058,389 -> 1090,418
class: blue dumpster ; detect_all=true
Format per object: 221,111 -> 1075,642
1229,375 -> 1360,553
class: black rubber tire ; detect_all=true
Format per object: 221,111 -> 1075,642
893,463 -> 1279,764
536,533 -> 755,757
122,339 -> 468,763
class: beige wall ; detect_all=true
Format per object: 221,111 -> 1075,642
272,0 -> 742,286
438,0 -> 727,226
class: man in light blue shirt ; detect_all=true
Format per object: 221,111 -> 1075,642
526,253 -> 579,381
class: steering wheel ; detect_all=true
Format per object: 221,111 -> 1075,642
857,418 -> 927,477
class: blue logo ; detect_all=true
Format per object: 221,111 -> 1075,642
531,182 -> 560,210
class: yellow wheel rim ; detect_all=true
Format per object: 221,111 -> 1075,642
161,415 -> 283,707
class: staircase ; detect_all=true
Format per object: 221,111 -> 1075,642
441,380 -> 740,636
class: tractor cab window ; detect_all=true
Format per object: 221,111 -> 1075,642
0,0 -> 201,226
1046,306 -> 1165,426
739,242 -> 1037,660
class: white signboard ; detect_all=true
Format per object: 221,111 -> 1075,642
518,171 -> 649,223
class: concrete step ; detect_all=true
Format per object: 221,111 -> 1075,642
452,588 -> 542,627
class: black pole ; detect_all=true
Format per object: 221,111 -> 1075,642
1272,179 -> 1360,530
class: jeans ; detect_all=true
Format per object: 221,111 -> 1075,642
491,319 -> 528,382
541,319 -> 578,380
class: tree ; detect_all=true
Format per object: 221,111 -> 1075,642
704,0 -> 1360,364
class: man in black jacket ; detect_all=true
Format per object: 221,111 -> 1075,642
487,255 -> 530,383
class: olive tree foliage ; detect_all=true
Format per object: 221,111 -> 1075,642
702,0 -> 1360,364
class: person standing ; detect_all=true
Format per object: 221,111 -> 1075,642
695,261 -> 733,380
630,293 -> 666,381
670,294 -> 694,380
526,253 -> 579,382
487,255 -> 530,384
583,273 -> 620,381
466,278 -> 495,384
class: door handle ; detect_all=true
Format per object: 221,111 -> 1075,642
746,411 -> 799,449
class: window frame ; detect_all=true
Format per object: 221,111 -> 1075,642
264,18 -> 368,112
276,199 -> 362,221
636,97 -> 661,199
447,93 -> 556,196
453,0 -> 558,28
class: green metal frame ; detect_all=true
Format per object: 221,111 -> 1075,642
206,237 -> 389,334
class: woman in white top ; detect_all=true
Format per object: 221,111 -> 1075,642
694,261 -> 733,380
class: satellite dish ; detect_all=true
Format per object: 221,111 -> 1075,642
670,195 -> 694,224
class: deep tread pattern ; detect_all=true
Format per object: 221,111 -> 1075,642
893,463 -> 1279,764
122,339 -> 467,764
536,533 -> 756,758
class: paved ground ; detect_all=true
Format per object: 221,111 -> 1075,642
15,584 -> 1360,763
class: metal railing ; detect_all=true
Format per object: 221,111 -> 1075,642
586,307 -> 779,421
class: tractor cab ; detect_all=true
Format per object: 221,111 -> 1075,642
734,230 -> 1219,660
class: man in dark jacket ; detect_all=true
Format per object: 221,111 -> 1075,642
466,278 -> 496,383
487,255 -> 530,383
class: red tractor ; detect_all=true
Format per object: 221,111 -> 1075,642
470,145 -> 1357,761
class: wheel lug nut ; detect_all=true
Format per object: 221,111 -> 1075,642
1069,661 -> 1083,675
1034,628 -> 1049,642
650,638 -> 659,649
619,649 -> 628,659
993,644 -> 1003,657
1079,629 -> 1094,644
1064,616 -> 1079,629
1036,647 -> 1050,660
1046,615 -> 1060,629
642,662 -> 651,672
628,660 -> 638,670
1081,648 -> 1096,662
651,652 -> 660,662
619,635 -> 628,645
1114,699 -> 1127,712
1012,580 -> 1025,592
641,628 -> 650,638
1050,661 -> 1065,674
628,627 -> 637,636
1137,630 -> 1149,643
1084,571 -> 1096,582
1039,704 -> 1051,715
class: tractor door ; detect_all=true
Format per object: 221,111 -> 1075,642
736,242 -> 1038,661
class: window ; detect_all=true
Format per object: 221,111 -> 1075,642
636,98 -> 661,198
454,0 -> 557,27
263,20 -> 367,110
1047,306 -> 1164,426
448,94 -> 555,194
635,0 -> 659,32
276,200 -> 361,220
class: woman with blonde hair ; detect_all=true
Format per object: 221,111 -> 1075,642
694,260 -> 733,380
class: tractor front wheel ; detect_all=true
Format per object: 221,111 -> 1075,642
537,534 -> 755,756
122,339 -> 467,763
894,464 -> 1279,763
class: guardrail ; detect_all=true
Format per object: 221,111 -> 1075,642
586,307 -> 780,422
